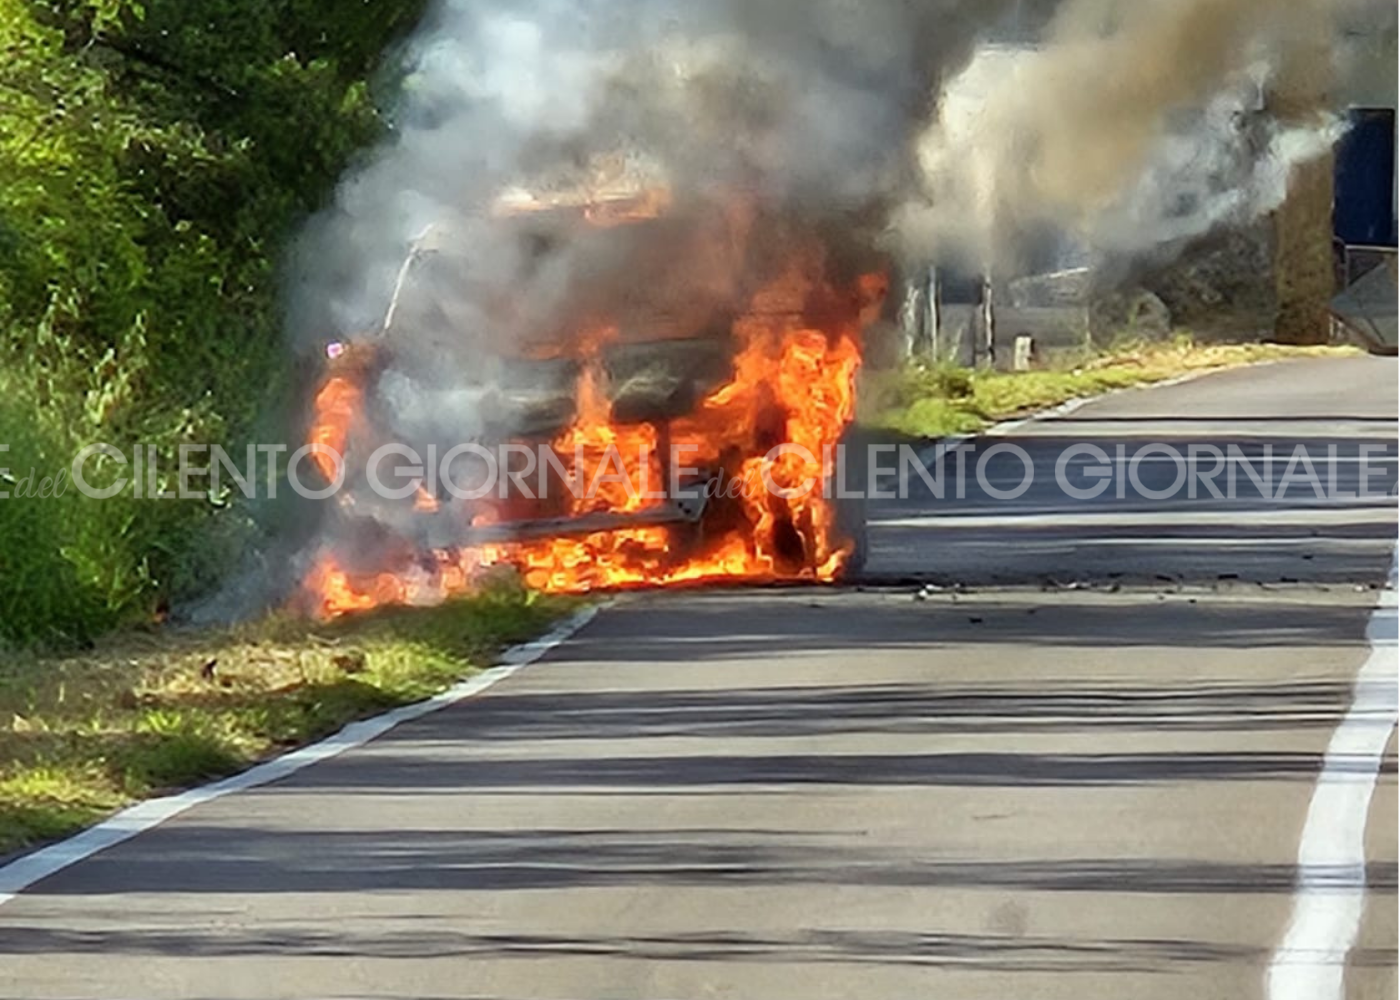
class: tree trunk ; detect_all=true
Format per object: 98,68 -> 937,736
1269,33 -> 1337,346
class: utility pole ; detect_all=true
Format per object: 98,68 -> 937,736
899,278 -> 924,361
980,273 -> 997,367
925,267 -> 942,363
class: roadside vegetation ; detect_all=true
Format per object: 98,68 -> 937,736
0,2 -> 595,861
861,336 -> 1359,440
0,576 -> 574,856
0,0 -> 430,645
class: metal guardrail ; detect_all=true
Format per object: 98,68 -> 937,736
1337,242 -> 1398,288
1330,242 -> 1398,354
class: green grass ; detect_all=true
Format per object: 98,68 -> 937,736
0,578 -> 577,857
860,337 -> 1360,440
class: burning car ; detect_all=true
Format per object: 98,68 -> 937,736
301,173 -> 887,616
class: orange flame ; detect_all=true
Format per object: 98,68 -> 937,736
303,226 -> 883,618
309,377 -> 361,483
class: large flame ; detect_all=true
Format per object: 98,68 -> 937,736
303,216 -> 884,618
308,377 -> 361,482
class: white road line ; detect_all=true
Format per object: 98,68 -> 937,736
900,364 -> 1299,475
1267,557 -> 1399,1000
915,434 -> 974,470
985,367 -> 1246,437
897,368 -> 1280,481
985,393 -> 1100,437
0,605 -> 600,908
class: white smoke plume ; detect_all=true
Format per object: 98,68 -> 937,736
893,0 -> 1360,275
290,0 -> 1382,359
288,0 -> 1025,350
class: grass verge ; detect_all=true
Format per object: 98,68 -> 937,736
860,338 -> 1360,440
0,578 -> 577,857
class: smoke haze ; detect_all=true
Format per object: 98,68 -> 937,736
894,0 -> 1358,273
291,0 -> 1383,351
288,0 -> 1044,348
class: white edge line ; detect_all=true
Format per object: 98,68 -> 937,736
1267,554 -> 1400,1000
985,366 -> 1236,438
909,365 -> 1241,466
0,604 -> 602,906
915,434 -> 974,469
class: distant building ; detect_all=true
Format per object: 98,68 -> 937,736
1333,13 -> 1398,254
1328,11 -> 1398,352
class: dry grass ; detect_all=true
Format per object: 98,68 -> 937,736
861,337 -> 1359,440
0,580 -> 577,856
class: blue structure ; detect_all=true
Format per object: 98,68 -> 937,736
1335,107 -> 1398,248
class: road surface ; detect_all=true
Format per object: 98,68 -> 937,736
0,356 -> 1395,999
862,355 -> 1398,586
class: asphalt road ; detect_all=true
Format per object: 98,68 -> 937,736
862,356 -> 1399,587
0,356 -> 1396,999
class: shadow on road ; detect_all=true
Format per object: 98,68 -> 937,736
0,920 -> 1305,973
560,594 -> 1376,655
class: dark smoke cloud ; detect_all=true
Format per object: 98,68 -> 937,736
287,0 -> 1037,350
290,0 -> 1379,358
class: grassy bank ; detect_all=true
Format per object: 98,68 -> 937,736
860,339 -> 1359,440
0,580 -> 575,857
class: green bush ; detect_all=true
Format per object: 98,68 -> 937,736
0,0 -> 428,645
